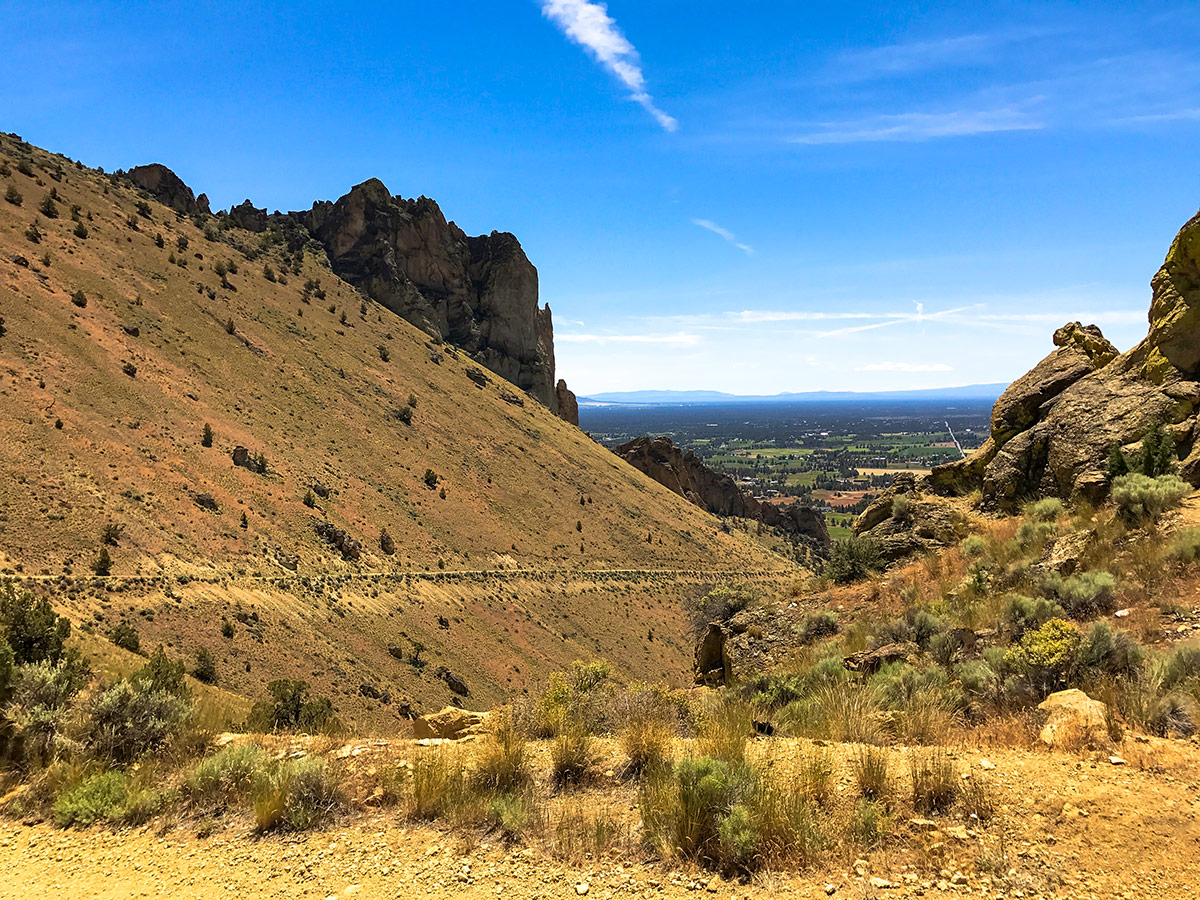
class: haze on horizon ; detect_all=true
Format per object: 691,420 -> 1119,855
6,1 -> 1199,395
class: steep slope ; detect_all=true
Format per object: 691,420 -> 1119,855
0,134 -> 796,724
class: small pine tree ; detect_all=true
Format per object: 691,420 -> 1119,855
201,423 -> 214,447
38,194 -> 58,218
192,647 -> 218,684
303,489 -> 316,508
4,184 -> 22,206
73,222 -> 88,239
240,512 -> 248,529
94,546 -> 112,576
221,619 -> 235,639
70,290 -> 87,308
154,233 -> 164,248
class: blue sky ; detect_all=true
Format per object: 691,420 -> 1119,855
5,1 -> 1200,394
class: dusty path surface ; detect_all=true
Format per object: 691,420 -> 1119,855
3,736 -> 1199,900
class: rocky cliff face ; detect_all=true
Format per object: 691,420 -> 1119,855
616,435 -> 830,551
929,209 -> 1200,509
126,164 -> 210,217
123,165 -> 577,421
296,179 -> 564,414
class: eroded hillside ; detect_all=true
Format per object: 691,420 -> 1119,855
0,135 -> 798,720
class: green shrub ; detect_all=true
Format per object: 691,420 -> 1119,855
6,657 -> 90,764
93,546 -> 112,576
83,676 -> 191,764
640,755 -> 750,867
247,679 -> 338,733
1003,594 -> 1065,639
253,757 -> 344,831
960,534 -> 987,558
53,771 -> 129,826
1025,497 -> 1064,522
1041,570 -> 1116,619
1111,473 -> 1189,522
848,798 -> 888,848
185,744 -> 267,801
684,584 -> 756,632
487,791 -> 535,843
798,610 -> 838,643
0,585 -> 72,665
107,622 -> 139,653
1004,618 -> 1080,697
4,184 -> 21,206
1077,622 -> 1144,679
1168,529 -> 1200,565
823,536 -> 883,584
1160,646 -> 1200,691
192,647 -> 218,685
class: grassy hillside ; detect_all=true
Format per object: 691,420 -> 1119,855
0,134 -> 798,723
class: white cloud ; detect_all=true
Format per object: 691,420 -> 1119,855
791,107 -> 1042,144
540,0 -> 677,131
856,361 -> 953,372
836,34 -> 997,80
691,218 -> 754,255
557,331 -> 701,345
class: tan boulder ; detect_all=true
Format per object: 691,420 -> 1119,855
1037,688 -> 1109,748
412,706 -> 489,741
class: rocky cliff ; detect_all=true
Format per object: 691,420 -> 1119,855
125,165 -> 575,420
928,209 -> 1200,509
296,179 -> 568,415
126,164 -> 211,217
616,435 -> 830,551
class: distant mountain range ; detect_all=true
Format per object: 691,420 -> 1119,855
578,384 -> 1009,406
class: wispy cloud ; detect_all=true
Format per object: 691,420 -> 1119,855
835,34 -> 997,81
792,106 -> 1042,144
691,219 -> 754,255
540,0 -> 677,131
557,331 -> 701,345
857,361 -> 953,372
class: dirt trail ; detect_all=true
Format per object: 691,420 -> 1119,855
3,737 -> 1199,900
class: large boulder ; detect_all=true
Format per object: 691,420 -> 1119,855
412,706 -> 489,740
126,163 -> 211,217
1037,689 -> 1110,749
928,210 -> 1200,510
296,179 -> 559,410
694,622 -> 731,686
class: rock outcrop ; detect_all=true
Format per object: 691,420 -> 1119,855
694,622 -> 731,686
556,379 -> 579,426
295,179 -> 563,414
616,435 -> 830,551
853,472 -> 969,562
928,209 -> 1200,509
412,706 -> 489,741
126,164 -> 210,217
229,199 -> 268,232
